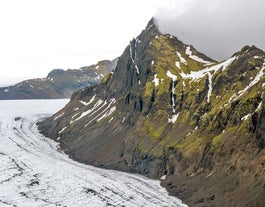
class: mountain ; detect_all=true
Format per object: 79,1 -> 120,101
38,18 -> 265,207
0,59 -> 117,99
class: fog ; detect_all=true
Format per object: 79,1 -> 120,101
155,0 -> 265,60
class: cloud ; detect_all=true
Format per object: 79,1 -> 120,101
155,0 -> 265,60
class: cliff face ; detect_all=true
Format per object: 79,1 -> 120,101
38,18 -> 265,207
0,59 -> 117,99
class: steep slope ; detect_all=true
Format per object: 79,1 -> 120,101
39,18 -> 265,207
0,59 -> 117,99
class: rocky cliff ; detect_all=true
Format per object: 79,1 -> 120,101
38,18 -> 265,207
0,59 -> 117,99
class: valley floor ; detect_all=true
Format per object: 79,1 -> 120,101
0,99 -> 187,207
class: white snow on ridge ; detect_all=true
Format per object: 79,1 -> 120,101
179,56 -> 236,103
185,46 -> 211,64
176,51 -> 187,65
0,100 -> 188,207
180,56 -> 237,80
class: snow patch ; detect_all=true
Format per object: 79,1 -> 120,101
185,46 -> 211,64
81,99 -> 117,127
206,72 -> 213,103
4,88 -> 9,93
255,102 -> 262,112
229,66 -> 265,102
180,56 -> 237,80
72,113 -> 80,119
176,51 -> 187,65
167,71 -> 177,113
166,70 -> 177,81
54,112 -> 65,121
175,61 -> 181,69
152,74 -> 159,87
71,99 -> 105,124
97,105 -> 116,122
122,117 -> 126,123
80,95 -> 96,106
168,113 -> 179,124
206,173 -> 212,177
160,175 -> 167,180
241,114 -> 251,121
74,107 -> 79,111
58,126 -> 67,134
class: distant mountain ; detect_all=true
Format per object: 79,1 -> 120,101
0,59 -> 118,99
39,18 -> 265,207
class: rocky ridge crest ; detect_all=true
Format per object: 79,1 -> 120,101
0,59 -> 117,99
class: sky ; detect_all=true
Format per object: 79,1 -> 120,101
156,0 -> 265,61
1,0 -> 265,85
0,0 -> 161,85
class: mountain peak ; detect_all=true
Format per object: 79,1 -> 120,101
232,45 -> 265,58
38,18 -> 265,207
143,17 -> 161,36
145,17 -> 157,29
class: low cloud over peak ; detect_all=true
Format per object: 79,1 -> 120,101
155,0 -> 265,60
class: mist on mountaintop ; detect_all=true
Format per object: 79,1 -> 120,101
155,0 -> 265,60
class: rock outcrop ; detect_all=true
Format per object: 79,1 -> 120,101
39,18 -> 265,207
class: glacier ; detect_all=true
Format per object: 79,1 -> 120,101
0,99 -> 187,207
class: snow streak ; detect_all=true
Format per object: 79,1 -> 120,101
185,46 -> 211,64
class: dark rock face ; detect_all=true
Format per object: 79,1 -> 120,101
0,58 -> 118,99
38,18 -> 265,207
255,97 -> 265,148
